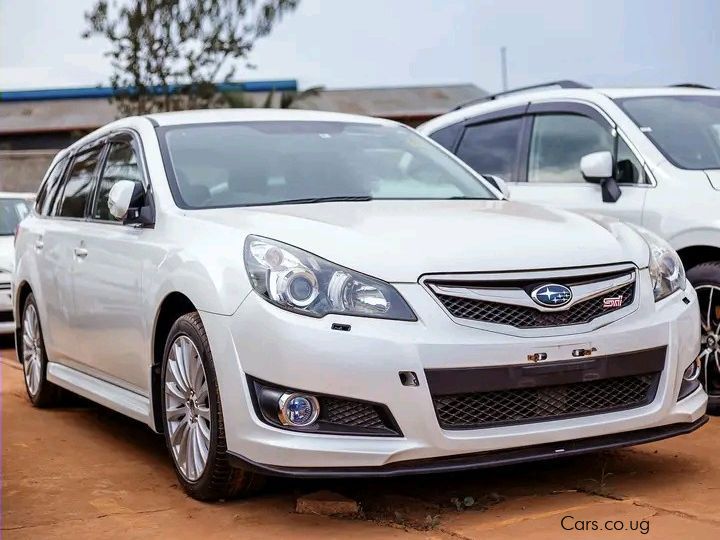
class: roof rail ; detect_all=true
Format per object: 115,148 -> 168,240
668,83 -> 715,89
453,80 -> 590,111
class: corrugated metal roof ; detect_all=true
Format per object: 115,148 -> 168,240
0,83 -> 487,134
294,84 -> 487,118
0,98 -> 117,134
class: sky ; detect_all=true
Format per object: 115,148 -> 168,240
1,0 -> 720,93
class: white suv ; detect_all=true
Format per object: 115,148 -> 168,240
419,82 -> 720,406
15,109 -> 706,501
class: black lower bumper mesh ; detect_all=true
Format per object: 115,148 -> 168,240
433,373 -> 660,429
319,397 -> 386,429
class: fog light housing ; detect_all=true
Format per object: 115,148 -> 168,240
278,392 -> 319,427
678,358 -> 702,401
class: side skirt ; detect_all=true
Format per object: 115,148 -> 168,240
47,362 -> 153,425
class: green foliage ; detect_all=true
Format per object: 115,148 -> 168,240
83,0 -> 299,115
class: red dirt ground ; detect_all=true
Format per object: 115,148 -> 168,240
2,346 -> 719,539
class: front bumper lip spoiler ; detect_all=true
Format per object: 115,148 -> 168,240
228,415 -> 709,479
708,394 -> 720,412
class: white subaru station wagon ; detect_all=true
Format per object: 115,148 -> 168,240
418,82 -> 720,406
16,109 -> 707,501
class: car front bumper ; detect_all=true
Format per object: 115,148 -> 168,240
200,273 -> 707,474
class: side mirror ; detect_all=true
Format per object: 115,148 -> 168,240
580,151 -> 613,182
108,180 -> 150,223
482,174 -> 511,199
580,151 -> 622,203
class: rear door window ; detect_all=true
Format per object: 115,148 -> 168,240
456,118 -> 523,179
57,147 -> 103,218
35,157 -> 67,216
429,124 -> 462,151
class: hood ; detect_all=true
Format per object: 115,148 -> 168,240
190,200 -> 649,282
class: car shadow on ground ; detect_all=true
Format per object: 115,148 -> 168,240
0,334 -> 15,350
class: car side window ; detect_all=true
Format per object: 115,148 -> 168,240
528,114 -> 613,183
35,157 -> 67,216
456,118 -> 523,179
57,147 -> 103,218
93,140 -> 143,221
429,124 -> 462,151
615,137 -> 645,184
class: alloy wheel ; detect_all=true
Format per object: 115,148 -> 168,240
22,304 -> 42,397
696,285 -> 720,395
164,335 -> 211,482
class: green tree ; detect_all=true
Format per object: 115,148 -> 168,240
83,0 -> 299,115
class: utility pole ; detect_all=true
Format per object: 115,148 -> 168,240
500,46 -> 508,91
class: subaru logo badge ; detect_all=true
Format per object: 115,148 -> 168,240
531,284 -> 573,308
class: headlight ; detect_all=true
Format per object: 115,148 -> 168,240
631,226 -> 686,302
243,235 -> 416,321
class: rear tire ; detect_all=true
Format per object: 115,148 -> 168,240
686,262 -> 720,410
19,293 -> 63,407
160,311 -> 264,500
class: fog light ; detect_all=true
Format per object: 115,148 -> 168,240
278,392 -> 319,427
683,358 -> 701,381
678,358 -> 702,401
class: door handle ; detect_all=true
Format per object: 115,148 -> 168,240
73,247 -> 88,258
34,239 -> 44,250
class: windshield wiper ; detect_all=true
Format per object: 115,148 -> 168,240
256,195 -> 373,206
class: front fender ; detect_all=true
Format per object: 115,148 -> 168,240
668,227 -> 720,253
147,249 -> 252,317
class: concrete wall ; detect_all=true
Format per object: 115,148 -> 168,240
0,150 -> 55,192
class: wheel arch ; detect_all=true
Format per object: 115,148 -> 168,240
14,281 -> 33,358
150,291 -> 198,432
676,245 -> 720,272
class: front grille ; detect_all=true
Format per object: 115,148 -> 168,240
319,397 -> 386,429
433,373 -> 659,429
434,281 -> 635,328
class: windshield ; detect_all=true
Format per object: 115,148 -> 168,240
159,121 -> 496,208
616,95 -> 720,170
0,198 -> 30,235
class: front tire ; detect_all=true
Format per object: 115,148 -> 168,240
687,262 -> 720,405
19,293 -> 63,407
160,312 -> 264,500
